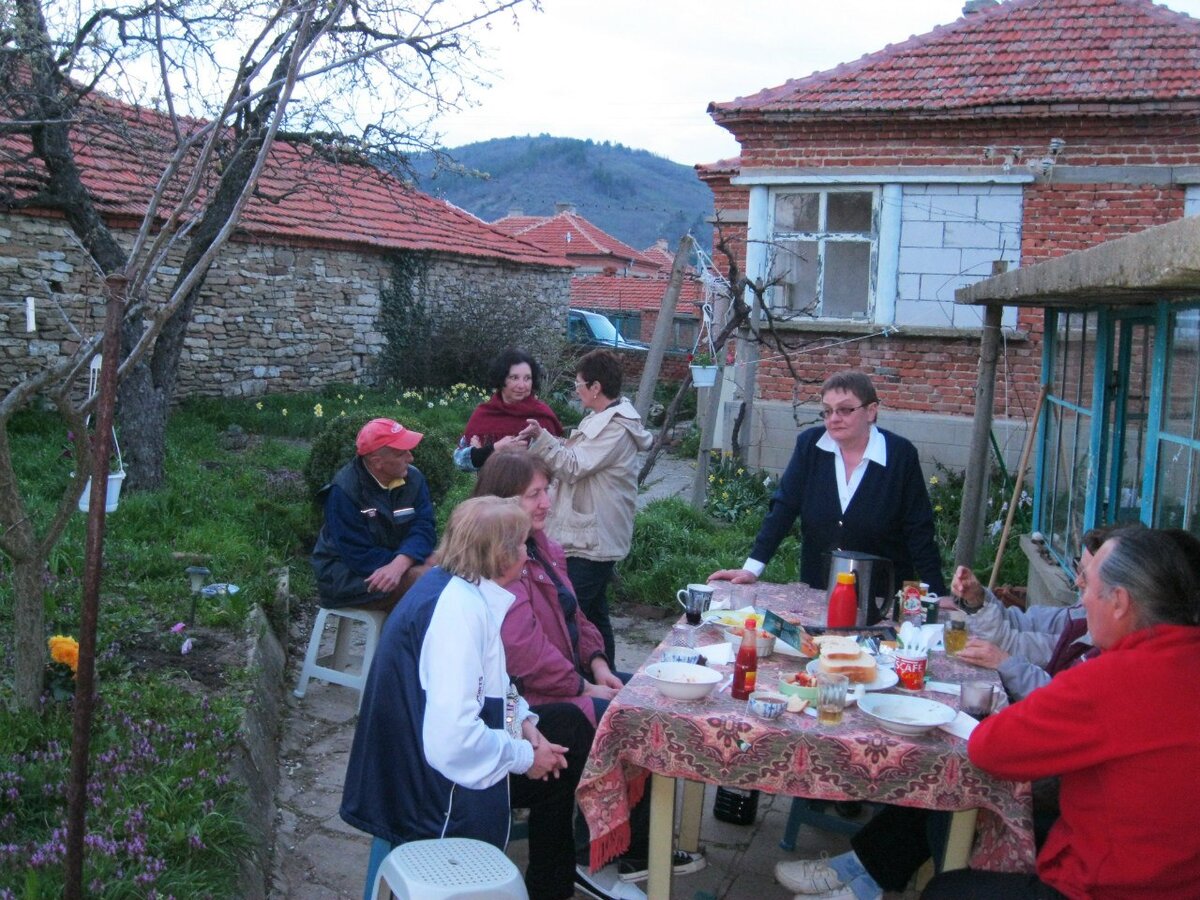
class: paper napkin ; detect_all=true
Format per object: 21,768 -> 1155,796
938,711 -> 979,740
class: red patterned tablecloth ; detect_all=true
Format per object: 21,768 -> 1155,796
577,582 -> 1036,873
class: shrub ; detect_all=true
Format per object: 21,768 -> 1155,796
703,451 -> 775,523
928,463 -> 1032,587
302,412 -> 461,507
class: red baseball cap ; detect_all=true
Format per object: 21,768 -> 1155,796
356,418 -> 423,455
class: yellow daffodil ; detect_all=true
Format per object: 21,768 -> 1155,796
48,635 -> 79,672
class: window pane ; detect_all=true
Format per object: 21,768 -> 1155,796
774,193 -> 819,232
770,239 -> 818,312
1054,310 -> 1096,410
1155,439 -> 1200,532
1041,400 -> 1090,565
1164,309 -> 1200,442
827,192 -> 873,233
1105,322 -> 1152,523
823,242 -> 871,318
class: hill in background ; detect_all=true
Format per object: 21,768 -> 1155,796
406,136 -> 713,252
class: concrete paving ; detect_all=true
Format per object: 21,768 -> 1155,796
267,451 -> 915,899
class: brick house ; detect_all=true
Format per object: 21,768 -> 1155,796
701,0 -> 1200,476
1,95 -> 570,397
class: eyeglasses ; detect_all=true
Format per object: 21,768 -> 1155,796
819,404 -> 867,420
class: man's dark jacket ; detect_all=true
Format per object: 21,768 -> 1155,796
311,456 -> 435,608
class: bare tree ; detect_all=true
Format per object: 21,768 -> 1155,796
0,0 -> 532,713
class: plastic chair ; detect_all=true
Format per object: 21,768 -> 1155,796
368,837 -> 528,900
779,799 -> 878,850
293,606 -> 387,707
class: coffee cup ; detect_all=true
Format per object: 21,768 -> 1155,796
895,650 -> 928,691
676,583 -> 715,625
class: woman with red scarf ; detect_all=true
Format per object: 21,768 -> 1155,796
455,349 -> 563,472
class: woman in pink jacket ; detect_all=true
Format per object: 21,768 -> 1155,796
472,451 -> 623,725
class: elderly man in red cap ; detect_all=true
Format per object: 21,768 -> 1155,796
311,418 -> 436,613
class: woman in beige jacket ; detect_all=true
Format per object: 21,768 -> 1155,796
519,349 -> 653,661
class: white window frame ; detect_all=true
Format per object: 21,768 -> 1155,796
767,186 -> 880,321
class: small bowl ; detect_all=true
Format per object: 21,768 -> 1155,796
643,662 -> 722,701
661,647 -> 701,665
778,673 -> 819,701
857,693 -> 956,736
725,626 -> 777,658
747,691 -> 788,719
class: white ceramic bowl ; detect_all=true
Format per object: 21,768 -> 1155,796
857,693 -> 956,736
724,626 -> 777,658
661,647 -> 702,665
643,662 -> 722,700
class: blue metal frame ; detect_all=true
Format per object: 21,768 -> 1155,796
1140,304 -> 1171,525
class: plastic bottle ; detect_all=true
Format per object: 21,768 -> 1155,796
731,617 -> 758,700
827,571 -> 858,628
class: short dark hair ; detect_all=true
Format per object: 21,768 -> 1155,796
472,450 -> 553,501
821,371 -> 878,407
488,349 -> 542,394
578,349 -> 622,400
1096,527 -> 1200,628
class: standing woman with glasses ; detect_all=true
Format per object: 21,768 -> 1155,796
708,370 -> 945,594
518,349 -> 653,662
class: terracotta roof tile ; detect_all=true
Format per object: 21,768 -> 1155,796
492,210 -> 659,272
570,272 -> 704,313
711,0 -> 1200,118
3,92 -> 567,269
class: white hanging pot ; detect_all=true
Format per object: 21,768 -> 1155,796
78,469 -> 126,514
690,364 -> 718,388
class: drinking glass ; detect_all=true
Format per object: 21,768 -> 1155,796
944,613 -> 968,655
960,680 -> 995,719
816,673 -> 849,725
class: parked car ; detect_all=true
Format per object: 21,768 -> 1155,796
567,308 -> 648,352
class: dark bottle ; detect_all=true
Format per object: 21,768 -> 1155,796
713,785 -> 760,825
827,571 -> 858,628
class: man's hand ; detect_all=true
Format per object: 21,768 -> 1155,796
956,637 -> 1010,670
582,681 -> 619,701
708,568 -> 758,585
590,659 -> 624,692
366,554 -> 413,593
951,565 -> 985,607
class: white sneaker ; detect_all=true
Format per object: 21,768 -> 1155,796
574,864 -> 648,900
796,889 -> 857,900
775,856 -> 845,893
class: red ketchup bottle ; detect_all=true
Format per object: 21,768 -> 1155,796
731,618 -> 759,700
827,571 -> 858,629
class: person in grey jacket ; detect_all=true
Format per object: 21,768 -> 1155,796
950,526 -> 1115,699
519,349 -> 653,662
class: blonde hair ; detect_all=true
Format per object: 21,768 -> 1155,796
436,496 -> 530,583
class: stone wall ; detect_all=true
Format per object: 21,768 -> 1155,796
1,210 -> 571,398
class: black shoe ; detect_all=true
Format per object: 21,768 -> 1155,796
616,849 -> 707,883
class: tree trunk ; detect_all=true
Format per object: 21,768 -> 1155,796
12,555 -> 47,707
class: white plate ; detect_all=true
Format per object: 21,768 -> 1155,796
857,693 -> 957,736
805,658 -> 899,692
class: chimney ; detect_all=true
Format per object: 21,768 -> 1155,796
555,201 -> 576,215
962,0 -> 998,13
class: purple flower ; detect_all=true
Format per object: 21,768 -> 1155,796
170,622 -> 187,634
180,638 -> 193,655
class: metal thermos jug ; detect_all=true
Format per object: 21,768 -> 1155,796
824,550 -> 894,626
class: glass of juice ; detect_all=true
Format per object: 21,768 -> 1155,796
816,673 -> 849,725
944,612 -> 968,655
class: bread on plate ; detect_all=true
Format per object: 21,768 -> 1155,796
812,635 -> 860,659
816,637 -> 877,684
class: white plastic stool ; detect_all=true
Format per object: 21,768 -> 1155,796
293,606 -> 387,706
370,838 -> 528,900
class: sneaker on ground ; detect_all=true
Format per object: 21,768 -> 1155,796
775,857 -> 845,894
575,864 -> 648,900
617,849 -> 707,883
795,888 -> 857,900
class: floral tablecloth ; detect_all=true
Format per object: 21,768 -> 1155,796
577,582 -> 1036,873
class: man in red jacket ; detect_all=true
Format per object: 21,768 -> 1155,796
923,527 -> 1200,899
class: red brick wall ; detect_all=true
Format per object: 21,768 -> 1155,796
704,113 -> 1200,422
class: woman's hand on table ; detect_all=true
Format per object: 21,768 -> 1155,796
590,659 -> 624,692
707,568 -> 758,584
582,681 -> 620,701
956,637 -> 1010,669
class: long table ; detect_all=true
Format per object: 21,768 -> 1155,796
576,582 -> 1035,898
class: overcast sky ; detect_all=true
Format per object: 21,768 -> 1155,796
436,0 -> 1200,166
